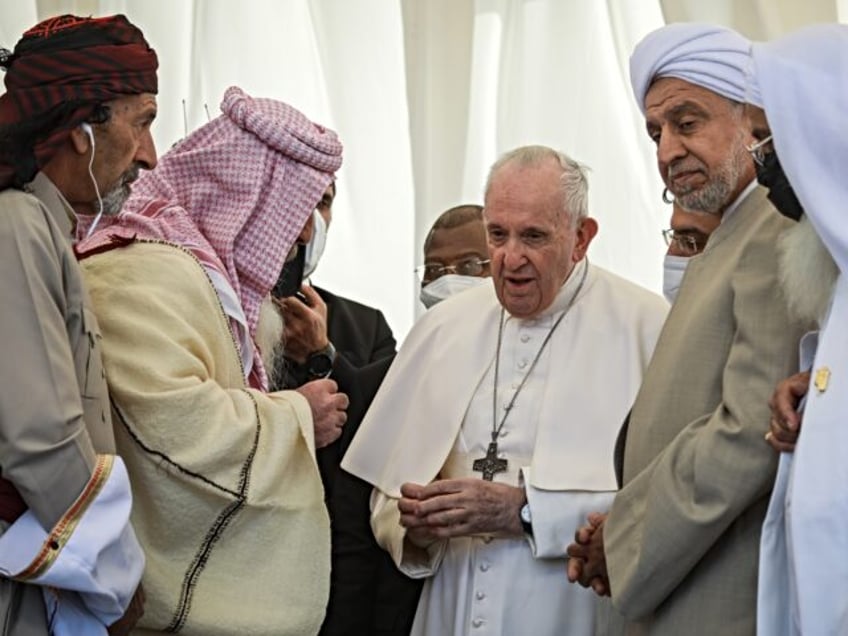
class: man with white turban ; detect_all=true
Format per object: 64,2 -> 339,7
566,23 -> 811,635
746,24 -> 848,636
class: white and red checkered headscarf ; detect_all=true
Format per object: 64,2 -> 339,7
77,86 -> 343,389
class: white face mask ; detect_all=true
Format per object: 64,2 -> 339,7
419,274 -> 488,309
662,254 -> 690,303
303,209 -> 328,278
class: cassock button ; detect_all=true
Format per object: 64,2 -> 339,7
472,618 -> 484,628
479,562 -> 490,572
518,360 -> 528,369
476,591 -> 486,600
520,334 -> 530,343
499,430 -> 508,438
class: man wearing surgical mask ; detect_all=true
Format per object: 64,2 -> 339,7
662,200 -> 720,302
418,204 -> 491,308
271,182 -> 423,636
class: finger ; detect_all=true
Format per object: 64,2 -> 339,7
300,284 -> 322,306
576,525 -> 594,544
770,424 -> 798,444
280,296 -> 310,319
415,493 -> 461,516
417,478 -> 467,498
400,513 -> 430,528
398,497 -> 420,514
590,577 -> 608,596
768,437 -> 797,453
314,378 -> 338,393
587,511 -> 606,526
566,542 -> 588,559
400,482 -> 427,499
566,557 -> 584,583
334,392 -> 350,410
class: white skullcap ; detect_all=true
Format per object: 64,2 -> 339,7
630,23 -> 753,114
751,24 -> 848,271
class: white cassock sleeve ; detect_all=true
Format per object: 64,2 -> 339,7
370,490 -> 449,578
0,455 -> 143,634
521,466 -> 615,558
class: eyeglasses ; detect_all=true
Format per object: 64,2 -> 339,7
746,134 -> 774,167
415,257 -> 491,283
662,229 -> 706,256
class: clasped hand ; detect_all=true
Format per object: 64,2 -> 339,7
566,511 -> 610,596
399,478 -> 525,546
765,370 -> 809,453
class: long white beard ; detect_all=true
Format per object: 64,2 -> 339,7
254,296 -> 285,388
778,216 -> 839,326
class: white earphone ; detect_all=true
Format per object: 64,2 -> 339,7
80,122 -> 104,238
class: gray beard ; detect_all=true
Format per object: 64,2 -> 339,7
672,131 -> 748,216
778,216 -> 839,326
99,183 -> 130,216
255,296 -> 285,389
98,164 -> 140,216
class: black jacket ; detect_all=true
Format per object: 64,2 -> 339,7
277,287 -> 422,636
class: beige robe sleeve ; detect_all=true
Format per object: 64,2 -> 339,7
0,194 -> 96,529
604,240 -> 800,619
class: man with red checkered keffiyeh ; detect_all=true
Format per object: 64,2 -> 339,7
0,13 -> 158,636
76,86 -> 347,635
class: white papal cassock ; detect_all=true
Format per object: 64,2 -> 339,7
342,260 -> 668,636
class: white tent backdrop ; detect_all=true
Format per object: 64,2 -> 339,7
2,0 -> 844,340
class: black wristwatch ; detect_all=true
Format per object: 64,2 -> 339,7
305,342 -> 336,379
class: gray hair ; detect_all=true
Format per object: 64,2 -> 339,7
484,145 -> 590,225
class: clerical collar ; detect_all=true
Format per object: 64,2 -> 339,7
504,258 -> 590,326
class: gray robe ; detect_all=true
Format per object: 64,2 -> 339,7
604,186 -> 812,635
0,172 -> 113,630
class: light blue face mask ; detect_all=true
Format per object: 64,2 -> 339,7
302,209 -> 327,278
419,274 -> 489,309
662,254 -> 690,303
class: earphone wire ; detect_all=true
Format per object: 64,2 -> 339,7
84,128 -> 105,239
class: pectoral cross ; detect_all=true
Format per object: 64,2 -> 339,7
472,441 -> 508,481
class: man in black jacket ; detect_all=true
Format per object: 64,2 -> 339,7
272,182 -> 422,636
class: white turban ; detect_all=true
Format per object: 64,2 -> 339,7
630,23 -> 753,114
750,24 -> 848,272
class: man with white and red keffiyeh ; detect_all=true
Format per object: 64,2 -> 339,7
75,86 -> 347,635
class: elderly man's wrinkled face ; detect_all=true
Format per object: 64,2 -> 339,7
484,159 -> 596,319
89,93 -> 158,216
645,78 -> 754,215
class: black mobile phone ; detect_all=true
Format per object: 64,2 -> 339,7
272,244 -> 306,299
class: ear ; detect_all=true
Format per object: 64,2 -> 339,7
572,217 -> 599,262
68,126 -> 92,155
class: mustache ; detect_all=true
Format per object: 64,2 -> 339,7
121,163 -> 141,186
666,160 -> 705,181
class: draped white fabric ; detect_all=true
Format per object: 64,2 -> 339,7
3,0 -> 843,339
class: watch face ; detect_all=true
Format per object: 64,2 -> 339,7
307,352 -> 334,377
520,504 -> 532,524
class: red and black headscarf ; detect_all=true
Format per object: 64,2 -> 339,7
0,14 -> 158,188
